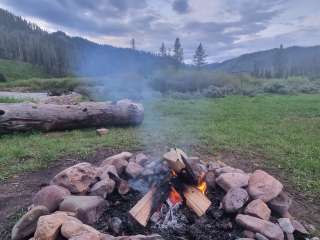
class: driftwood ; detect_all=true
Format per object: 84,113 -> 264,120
0,99 -> 144,133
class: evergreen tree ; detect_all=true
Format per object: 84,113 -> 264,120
173,38 -> 184,64
193,43 -> 207,68
130,38 -> 136,50
159,42 -> 166,57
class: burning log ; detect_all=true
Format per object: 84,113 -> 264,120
129,187 -> 156,227
0,99 -> 144,133
183,186 -> 211,217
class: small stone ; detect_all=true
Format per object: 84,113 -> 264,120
244,199 -> 271,220
34,212 -> 78,240
216,173 -> 250,191
90,177 -> 116,198
96,128 -> 109,136
59,195 -> 106,225
278,218 -> 294,233
268,191 -> 292,216
33,185 -> 71,212
236,214 -> 284,240
126,162 -> 144,178
247,170 -> 283,202
215,166 -> 245,176
222,188 -> 249,213
11,206 -> 50,240
243,230 -> 255,238
61,218 -> 101,239
134,153 -> 149,165
205,171 -> 216,189
255,233 -> 269,240
99,164 -> 119,180
51,162 -> 99,194
291,219 -> 309,235
109,217 -> 122,234
101,152 -> 132,174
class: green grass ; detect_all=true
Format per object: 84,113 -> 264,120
0,97 -> 23,103
0,59 -> 48,81
0,94 -> 320,199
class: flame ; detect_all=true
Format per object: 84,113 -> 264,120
197,172 -> 207,194
168,187 -> 182,205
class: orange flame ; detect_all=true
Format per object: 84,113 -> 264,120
197,172 -> 207,194
168,187 -> 183,205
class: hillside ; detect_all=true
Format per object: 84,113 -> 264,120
0,58 -> 48,81
208,45 -> 320,78
0,8 -> 174,77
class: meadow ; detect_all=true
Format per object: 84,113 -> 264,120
1,94 -> 319,201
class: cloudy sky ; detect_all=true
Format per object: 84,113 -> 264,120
0,0 -> 319,62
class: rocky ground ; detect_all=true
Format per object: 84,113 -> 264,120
1,148 -> 319,240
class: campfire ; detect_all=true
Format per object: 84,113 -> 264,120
129,148 -> 211,227
11,148 -> 315,240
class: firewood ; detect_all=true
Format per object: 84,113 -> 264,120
163,148 -> 187,173
0,99 -> 144,133
129,187 -> 156,227
183,186 -> 211,217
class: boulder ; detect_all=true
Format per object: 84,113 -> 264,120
126,162 -> 144,178
278,218 -> 294,233
291,219 -> 309,235
51,162 -> 99,194
215,166 -> 245,176
244,199 -> 271,220
33,185 -> 71,212
70,233 -> 101,240
236,214 -> 284,240
96,128 -> 109,136
222,188 -> 249,213
99,164 -> 119,180
255,233 -> 269,240
59,195 -> 106,225
101,152 -> 132,174
12,206 -> 49,240
247,170 -> 283,202
205,171 -> 216,189
34,212 -> 79,240
90,177 -> 116,198
61,218 -> 101,239
216,173 -> 250,191
134,153 -> 149,165
268,191 -> 292,216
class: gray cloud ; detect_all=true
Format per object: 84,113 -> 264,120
0,0 -> 319,62
172,0 -> 190,14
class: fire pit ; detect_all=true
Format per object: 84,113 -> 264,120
11,149 -> 315,240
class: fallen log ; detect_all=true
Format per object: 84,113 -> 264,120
0,99 -> 144,133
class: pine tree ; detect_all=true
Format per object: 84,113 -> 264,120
130,38 -> 136,50
159,42 -> 166,57
173,38 -> 184,64
193,43 -> 207,68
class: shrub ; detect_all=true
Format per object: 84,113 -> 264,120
0,72 -> 7,82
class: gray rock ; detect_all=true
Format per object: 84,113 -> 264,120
215,166 -> 245,176
247,170 -> 283,202
222,188 -> 249,213
32,185 -> 71,212
101,152 -> 132,174
59,195 -> 106,225
278,218 -> 294,233
109,217 -> 122,234
268,191 -> 292,216
126,162 -> 144,178
236,214 -> 284,240
90,177 -> 116,198
244,199 -> 271,220
205,171 -> 216,189
216,173 -> 250,191
291,219 -> 309,235
255,233 -> 269,240
11,206 -> 49,240
134,153 -> 149,166
51,162 -> 99,194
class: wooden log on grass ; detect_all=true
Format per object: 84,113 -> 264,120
0,99 -> 144,133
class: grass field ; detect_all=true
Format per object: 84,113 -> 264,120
0,94 -> 320,199
0,59 -> 48,81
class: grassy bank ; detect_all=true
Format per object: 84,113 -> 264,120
0,94 -> 319,199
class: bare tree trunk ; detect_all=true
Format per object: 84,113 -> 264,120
0,99 -> 144,133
